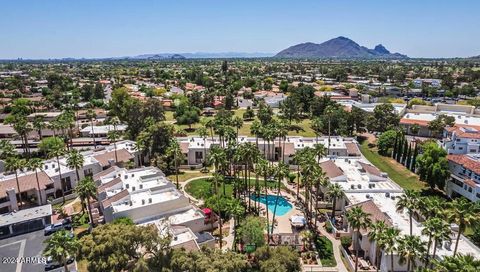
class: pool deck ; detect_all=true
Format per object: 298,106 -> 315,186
250,190 -> 305,234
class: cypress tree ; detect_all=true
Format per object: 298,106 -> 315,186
392,133 -> 398,158
396,136 -> 403,162
411,143 -> 418,172
401,138 -> 408,165
405,143 -> 412,169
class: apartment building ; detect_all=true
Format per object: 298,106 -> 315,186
446,154 -> 480,202
442,125 -> 480,154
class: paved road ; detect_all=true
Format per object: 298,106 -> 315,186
0,230 -> 47,272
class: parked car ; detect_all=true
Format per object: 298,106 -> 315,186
44,256 -> 74,271
44,219 -> 72,235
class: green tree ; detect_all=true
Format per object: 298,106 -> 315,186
366,103 -> 400,132
377,130 -> 398,156
255,245 -> 301,272
43,230 -> 80,272
27,158 -> 45,204
397,235 -> 426,272
416,142 -> 449,190
39,137 -> 67,202
346,206 -> 372,272
5,157 -> 26,209
237,216 -> 266,249
422,217 -> 451,267
75,177 -> 97,230
66,149 -> 84,182
327,183 -> 344,221
396,190 -> 420,236
447,198 -> 480,256
428,114 -> 455,138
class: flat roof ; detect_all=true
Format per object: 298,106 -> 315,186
169,207 -> 205,225
402,112 -> 480,127
112,188 -> 183,212
0,204 -> 52,227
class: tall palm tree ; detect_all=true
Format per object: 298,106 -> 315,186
447,198 -> 479,256
396,189 -> 420,236
27,158 -> 44,205
398,235 -> 427,272
227,198 -> 245,251
86,109 -> 97,149
250,119 -> 262,148
0,140 -> 16,159
197,126 -> 209,171
346,206 -> 372,272
422,217 -> 451,267
74,176 -> 97,230
271,161 -> 289,237
41,137 -> 67,202
107,116 -> 121,163
381,227 -> 401,272
231,116 -> 243,140
292,148 -> 308,199
255,158 -> 272,234
327,183 -> 345,221
43,230 -> 80,272
207,146 -> 227,175
33,115 -> 46,139
167,140 -> 183,189
418,196 -> 445,220
312,170 -> 328,230
368,221 -> 388,272
324,105 -> 335,154
5,157 -> 26,209
66,149 -> 84,183
313,143 -> 327,164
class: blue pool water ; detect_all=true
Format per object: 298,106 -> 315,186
251,194 -> 293,216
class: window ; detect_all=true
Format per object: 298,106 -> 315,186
468,187 -> 473,193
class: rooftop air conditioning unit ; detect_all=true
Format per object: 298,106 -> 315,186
351,184 -> 355,189
129,201 -> 132,206
148,198 -> 152,203
132,186 -> 136,191
142,199 -> 145,205
385,192 -> 390,197
126,184 -> 129,189
358,184 -> 362,189
139,184 -> 143,189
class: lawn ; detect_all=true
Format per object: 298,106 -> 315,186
167,170 -> 212,183
185,177 -> 282,200
315,236 -> 336,267
358,137 -> 426,191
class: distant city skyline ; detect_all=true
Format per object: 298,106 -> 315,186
1,0 -> 479,59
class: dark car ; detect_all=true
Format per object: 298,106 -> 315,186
44,219 -> 72,235
44,256 -> 74,271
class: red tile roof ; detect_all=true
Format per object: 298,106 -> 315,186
94,149 -> 134,168
0,171 -> 53,197
358,162 -> 383,177
345,143 -> 361,156
320,160 -> 344,179
101,189 -> 129,208
447,154 -> 480,174
399,118 -> 430,127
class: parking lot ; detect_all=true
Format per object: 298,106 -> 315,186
0,230 -> 76,272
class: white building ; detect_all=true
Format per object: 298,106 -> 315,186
80,124 -> 127,138
318,146 -> 480,271
442,125 -> 480,154
177,136 -> 361,166
446,154 -> 480,202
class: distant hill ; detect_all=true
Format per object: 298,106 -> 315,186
132,53 -> 186,60
275,36 -> 407,59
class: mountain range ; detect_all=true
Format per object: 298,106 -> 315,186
275,36 -> 407,59
130,52 -> 273,59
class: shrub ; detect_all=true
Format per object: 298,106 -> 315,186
340,236 -> 352,248
325,221 -> 333,233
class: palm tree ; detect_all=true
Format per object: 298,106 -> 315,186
271,162 -> 289,237
422,217 -> 451,267
346,206 -> 372,272
74,176 -> 97,230
292,148 -> 307,199
447,198 -> 479,256
197,126 -> 209,171
313,143 -> 327,164
86,109 -> 97,149
0,140 -> 16,159
43,230 -> 80,272
167,140 -> 183,189
381,227 -> 401,272
327,183 -> 344,221
231,116 -> 243,140
227,198 -> 245,251
107,116 -> 121,163
418,196 -> 445,220
433,254 -> 480,272
300,230 -> 314,251
5,157 -> 26,209
27,158 -> 44,205
310,117 -> 323,144
66,149 -> 84,183
324,105 -> 335,154
368,221 -> 388,272
255,158 -> 272,234
207,146 -> 226,174
250,119 -> 262,148
41,137 -> 67,202
396,190 -> 420,236
398,235 -> 427,272
312,170 -> 328,230
33,115 -> 46,139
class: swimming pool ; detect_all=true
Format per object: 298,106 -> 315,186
251,194 -> 293,216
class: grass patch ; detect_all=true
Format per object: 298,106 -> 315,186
167,170 -> 211,183
185,177 -> 282,200
315,236 -> 336,267
358,137 -> 425,191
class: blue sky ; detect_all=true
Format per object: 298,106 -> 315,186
1,0 -> 479,59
